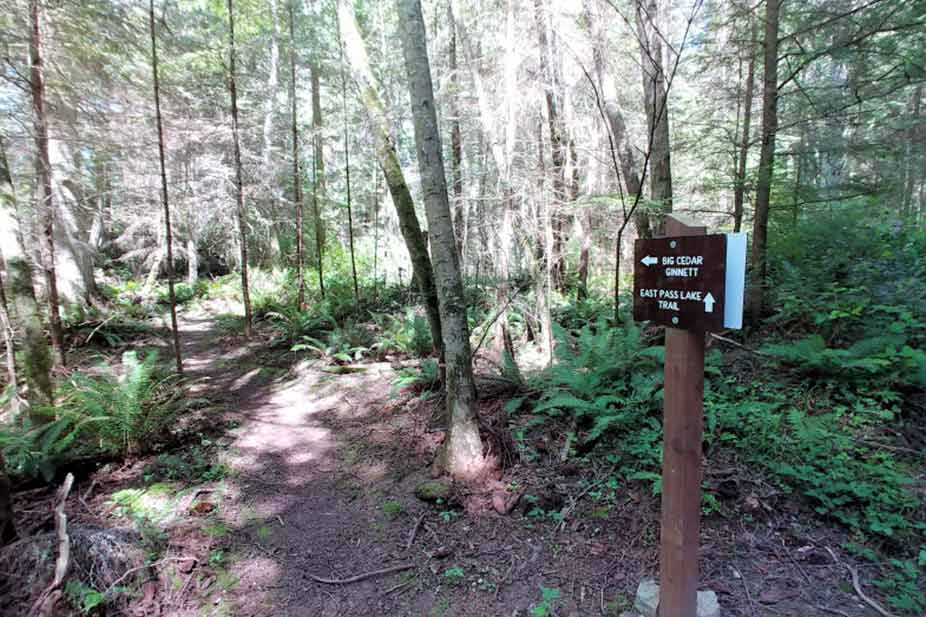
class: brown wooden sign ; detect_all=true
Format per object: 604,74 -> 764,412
633,234 -> 727,331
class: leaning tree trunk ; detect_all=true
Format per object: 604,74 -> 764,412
338,0 -> 443,358
747,0 -> 780,323
149,0 -> 183,374
399,0 -> 486,480
227,0 -> 253,338
29,0 -> 65,367
289,0 -> 306,310
733,14 -> 757,233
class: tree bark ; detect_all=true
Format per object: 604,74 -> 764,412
262,0 -> 281,266
149,0 -> 183,374
733,13 -> 757,233
310,1 -> 326,297
533,0 -> 568,292
636,0 -> 673,232
29,0 -> 65,367
747,0 -> 780,323
289,0 -> 306,310
0,452 -> 14,546
227,0 -> 253,338
399,0 -> 486,479
447,1 -> 464,259
338,0 -> 443,358
338,31 -> 359,301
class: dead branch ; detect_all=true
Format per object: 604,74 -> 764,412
307,563 -> 415,585
28,472 -> 74,617
709,332 -> 766,355
405,513 -> 425,552
824,546 -> 898,617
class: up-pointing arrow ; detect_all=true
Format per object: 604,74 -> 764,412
641,255 -> 658,267
703,292 -> 715,313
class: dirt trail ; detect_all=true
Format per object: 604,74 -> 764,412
176,307 -> 432,616
170,306 -> 881,617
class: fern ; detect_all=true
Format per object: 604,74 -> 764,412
526,319 -> 665,478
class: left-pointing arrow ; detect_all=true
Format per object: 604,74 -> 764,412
703,292 -> 715,313
641,255 -> 658,267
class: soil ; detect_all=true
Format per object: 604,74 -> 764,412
3,304 -> 898,617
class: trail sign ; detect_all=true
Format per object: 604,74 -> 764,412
630,216 -> 747,617
633,232 -> 746,331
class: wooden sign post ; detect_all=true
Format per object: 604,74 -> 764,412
633,214 -> 746,617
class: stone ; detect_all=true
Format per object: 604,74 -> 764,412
634,579 -> 660,617
414,480 -> 450,502
633,579 -> 721,617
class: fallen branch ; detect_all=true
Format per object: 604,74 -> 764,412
103,557 -> 194,599
824,546 -> 898,617
28,473 -> 74,617
405,514 -> 425,552
709,332 -> 766,355
307,563 -> 415,585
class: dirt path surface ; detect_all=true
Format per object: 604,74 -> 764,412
168,307 -> 883,617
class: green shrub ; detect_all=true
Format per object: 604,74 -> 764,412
372,307 -> 433,358
521,319 -> 664,478
1,351 -> 182,480
705,378 -> 921,540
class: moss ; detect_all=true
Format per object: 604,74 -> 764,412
415,480 -> 450,502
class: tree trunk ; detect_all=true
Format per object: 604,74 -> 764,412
447,1 -> 464,259
0,255 -> 17,411
29,0 -> 65,367
289,0 -> 306,310
149,0 -> 183,374
533,0 -> 567,292
310,5 -> 326,297
733,14 -> 757,233
1,135 -> 52,411
338,32 -> 360,301
636,0 -> 673,232
262,0 -> 281,266
399,0 -> 485,480
338,0 -> 443,358
747,0 -> 780,323
0,452 -> 14,547
227,0 -> 253,338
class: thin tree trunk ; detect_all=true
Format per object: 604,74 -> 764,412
447,0 -> 464,258
262,0 -> 281,266
227,0 -> 253,337
636,0 -> 673,232
747,0 -> 780,323
149,0 -> 183,374
338,0 -> 443,358
289,0 -> 306,310
399,0 -> 485,479
733,13 -> 757,233
310,9 -> 326,297
533,0 -> 567,292
0,255 -> 17,409
29,0 -> 65,367
338,32 -> 359,301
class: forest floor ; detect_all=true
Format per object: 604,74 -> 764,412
5,301 -> 897,617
